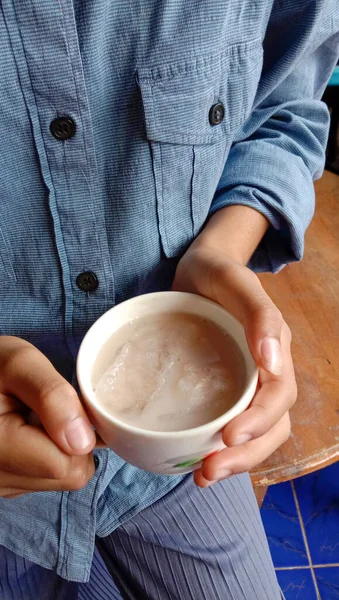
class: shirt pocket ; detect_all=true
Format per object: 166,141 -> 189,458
137,39 -> 263,258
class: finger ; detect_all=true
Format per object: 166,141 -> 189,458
204,414 -> 291,482
0,489 -> 29,498
209,262 -> 285,375
0,453 -> 95,492
0,337 -> 96,455
201,413 -> 291,482
0,394 -> 28,416
0,401 -> 94,478
223,324 -> 297,446
175,254 -> 285,375
193,469 -> 217,488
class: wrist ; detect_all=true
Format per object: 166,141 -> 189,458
191,204 -> 269,266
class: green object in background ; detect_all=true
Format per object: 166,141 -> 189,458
328,66 -> 339,86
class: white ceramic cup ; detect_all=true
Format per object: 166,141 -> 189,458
77,292 -> 258,475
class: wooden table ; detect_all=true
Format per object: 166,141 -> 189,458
251,170 -> 339,502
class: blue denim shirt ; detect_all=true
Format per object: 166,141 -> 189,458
0,0 -> 338,582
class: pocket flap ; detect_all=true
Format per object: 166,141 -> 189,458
137,41 -> 263,146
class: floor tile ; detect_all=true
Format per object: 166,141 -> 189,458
276,569 -> 318,600
294,462 -> 339,565
261,481 -> 308,567
315,567 -> 339,599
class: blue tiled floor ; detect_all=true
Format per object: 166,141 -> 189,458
295,464 -> 339,566
261,481 -> 308,568
315,567 -> 339,599
261,462 -> 339,600
276,569 -> 318,600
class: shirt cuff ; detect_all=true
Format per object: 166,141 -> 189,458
209,140 -> 318,273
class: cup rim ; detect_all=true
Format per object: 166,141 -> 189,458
77,292 -> 259,439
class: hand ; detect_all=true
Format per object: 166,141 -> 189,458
173,246 -> 297,487
0,337 -> 96,498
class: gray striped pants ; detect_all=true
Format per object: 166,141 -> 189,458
0,473 -> 283,599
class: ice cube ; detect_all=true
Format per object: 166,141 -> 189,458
191,337 -> 220,365
178,372 -> 197,393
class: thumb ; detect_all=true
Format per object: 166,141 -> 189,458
245,301 -> 284,377
1,337 -> 96,455
208,264 -> 284,376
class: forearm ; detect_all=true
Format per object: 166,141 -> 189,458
206,19 -> 338,274
191,205 -> 269,266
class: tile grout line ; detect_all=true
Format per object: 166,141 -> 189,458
275,564 -> 339,571
291,480 -> 322,600
275,566 -> 311,571
312,563 -> 339,569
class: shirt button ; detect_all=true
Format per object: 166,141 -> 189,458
50,117 -> 76,140
76,271 -> 99,292
209,103 -> 225,126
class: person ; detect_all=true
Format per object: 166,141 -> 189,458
0,2 -> 338,599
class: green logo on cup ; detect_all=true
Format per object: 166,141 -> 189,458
174,457 -> 203,468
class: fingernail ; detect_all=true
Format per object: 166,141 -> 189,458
233,433 -> 252,446
260,337 -> 283,375
214,468 -> 233,480
65,417 -> 95,451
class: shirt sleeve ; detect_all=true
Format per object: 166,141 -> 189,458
210,5 -> 339,273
